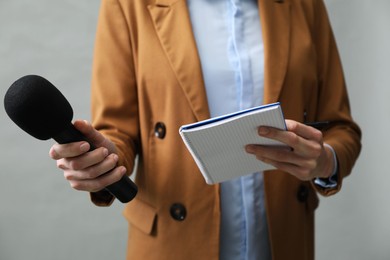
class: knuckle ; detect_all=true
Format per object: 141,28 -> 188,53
117,166 -> 126,177
310,143 -> 323,158
313,148 -> 322,158
84,168 -> 100,180
106,168 -> 123,184
313,130 -> 323,141
112,169 -> 124,182
103,154 -> 119,171
289,134 -> 300,146
303,160 -> 317,171
287,121 -> 299,132
82,169 -> 93,180
275,150 -> 288,161
94,179 -> 109,191
297,169 -> 312,181
108,156 -> 118,169
69,160 -> 82,171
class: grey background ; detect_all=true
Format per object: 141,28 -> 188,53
0,0 -> 389,259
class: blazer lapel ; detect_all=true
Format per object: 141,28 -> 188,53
148,0 -> 210,122
148,0 -> 290,119
258,0 -> 291,104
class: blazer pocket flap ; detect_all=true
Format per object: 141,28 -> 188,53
123,198 -> 157,235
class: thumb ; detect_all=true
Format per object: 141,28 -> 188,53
73,120 -> 107,149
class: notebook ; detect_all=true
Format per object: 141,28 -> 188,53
179,102 -> 287,184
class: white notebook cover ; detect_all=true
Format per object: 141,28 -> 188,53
179,103 -> 287,184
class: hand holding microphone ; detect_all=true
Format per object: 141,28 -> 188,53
4,75 -> 137,203
49,119 -> 129,197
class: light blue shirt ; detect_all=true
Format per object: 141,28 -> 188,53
187,0 -> 271,259
187,0 -> 338,259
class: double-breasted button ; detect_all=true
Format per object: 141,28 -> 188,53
154,122 -> 166,139
297,185 -> 309,203
170,203 -> 187,221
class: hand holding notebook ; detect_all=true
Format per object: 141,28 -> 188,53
179,102 -> 287,184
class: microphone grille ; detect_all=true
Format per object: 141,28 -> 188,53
4,75 -> 74,140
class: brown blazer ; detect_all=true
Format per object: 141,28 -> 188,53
90,0 -> 362,259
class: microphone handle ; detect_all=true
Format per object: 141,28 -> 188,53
53,123 -> 137,203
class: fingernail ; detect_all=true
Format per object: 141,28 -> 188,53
80,143 -> 90,152
258,127 -> 270,135
245,145 -> 255,153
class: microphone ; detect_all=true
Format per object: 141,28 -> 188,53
4,75 -> 137,203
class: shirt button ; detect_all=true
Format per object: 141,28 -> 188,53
297,185 -> 309,203
154,122 -> 166,139
170,203 -> 187,221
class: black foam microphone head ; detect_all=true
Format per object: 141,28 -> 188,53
4,75 -> 73,140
